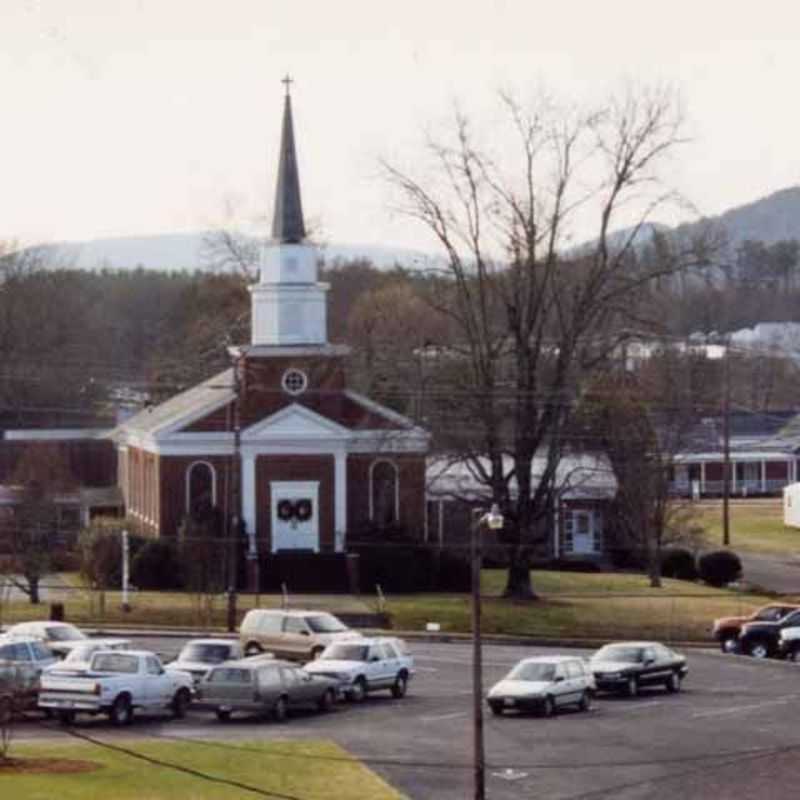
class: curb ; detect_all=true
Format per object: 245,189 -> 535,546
76,625 -> 714,651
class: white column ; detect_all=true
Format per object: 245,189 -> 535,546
700,461 -> 706,495
334,449 -> 347,552
242,452 -> 257,552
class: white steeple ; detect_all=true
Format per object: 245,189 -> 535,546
250,78 -> 329,347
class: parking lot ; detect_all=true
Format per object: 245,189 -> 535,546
13,638 -> 800,799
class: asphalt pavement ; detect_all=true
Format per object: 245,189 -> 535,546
13,638 -> 800,799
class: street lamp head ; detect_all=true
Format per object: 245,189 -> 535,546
485,503 -> 504,530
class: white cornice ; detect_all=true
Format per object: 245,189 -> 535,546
241,402 -> 351,441
344,389 -> 430,438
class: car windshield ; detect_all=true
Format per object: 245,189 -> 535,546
593,646 -> 644,663
322,643 -> 368,661
46,626 -> 87,642
64,644 -> 99,662
507,662 -> 556,682
306,615 -> 348,633
754,607 -> 786,622
92,653 -> 139,673
179,644 -> 232,664
207,667 -> 252,684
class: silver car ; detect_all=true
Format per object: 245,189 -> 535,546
487,655 -> 595,717
0,636 -> 59,709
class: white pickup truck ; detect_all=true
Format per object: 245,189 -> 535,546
38,649 -> 194,725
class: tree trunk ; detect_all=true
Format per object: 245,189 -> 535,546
645,524 -> 662,589
28,577 -> 40,605
502,547 -> 538,600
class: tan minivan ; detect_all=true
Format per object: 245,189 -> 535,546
239,609 -> 359,662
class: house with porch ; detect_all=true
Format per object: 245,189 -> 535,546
425,452 -> 618,562
670,411 -> 800,498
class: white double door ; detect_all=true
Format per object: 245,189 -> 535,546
271,481 -> 319,552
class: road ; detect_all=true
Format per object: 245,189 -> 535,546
14,638 -> 800,799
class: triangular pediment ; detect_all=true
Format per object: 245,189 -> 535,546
241,403 -> 351,442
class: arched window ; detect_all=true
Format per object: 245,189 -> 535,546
370,460 -> 399,526
186,462 -> 216,516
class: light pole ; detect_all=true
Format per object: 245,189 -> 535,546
471,503 -> 504,800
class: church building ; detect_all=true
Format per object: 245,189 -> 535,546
112,84 -> 430,587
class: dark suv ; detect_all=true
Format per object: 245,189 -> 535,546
738,608 -> 800,659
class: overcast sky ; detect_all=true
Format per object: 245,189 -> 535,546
2,0 -> 799,253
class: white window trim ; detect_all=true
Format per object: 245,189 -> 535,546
368,459 -> 400,523
185,460 -> 218,513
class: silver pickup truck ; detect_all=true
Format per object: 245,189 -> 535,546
38,649 -> 194,725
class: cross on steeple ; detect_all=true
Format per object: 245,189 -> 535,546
281,74 -> 293,96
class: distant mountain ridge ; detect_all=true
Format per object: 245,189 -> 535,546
33,232 -> 432,272
22,185 -> 800,272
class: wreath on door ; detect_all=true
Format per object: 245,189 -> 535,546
277,499 -> 295,521
295,499 -> 313,522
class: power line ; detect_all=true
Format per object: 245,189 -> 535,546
43,723 -> 306,800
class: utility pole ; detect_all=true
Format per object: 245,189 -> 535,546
227,352 -> 243,633
722,340 -> 731,547
471,504 -> 504,800
470,508 -> 485,800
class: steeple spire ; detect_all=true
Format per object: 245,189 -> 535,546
271,76 -> 306,244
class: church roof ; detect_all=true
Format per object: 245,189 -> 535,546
111,369 -> 235,439
112,368 -> 428,446
271,83 -> 306,244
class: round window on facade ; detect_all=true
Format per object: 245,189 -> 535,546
282,368 -> 308,396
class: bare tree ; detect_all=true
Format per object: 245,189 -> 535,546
575,364 -> 697,587
5,444 -> 77,604
385,86 -> 714,599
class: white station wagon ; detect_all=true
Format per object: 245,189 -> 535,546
303,637 -> 414,701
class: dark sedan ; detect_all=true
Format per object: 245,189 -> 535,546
589,642 -> 687,696
196,657 -> 339,722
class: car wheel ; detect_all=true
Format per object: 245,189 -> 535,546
747,640 -> 770,659
317,689 -> 335,713
109,694 -> 133,726
789,646 -> 800,663
310,647 -> 324,661
245,643 -> 263,657
720,635 -> 739,654
273,696 -> 288,722
541,696 -> 555,717
665,672 -> 682,693
578,691 -> 591,711
391,673 -> 408,699
625,677 -> 639,698
171,688 -> 191,719
489,702 -> 504,716
57,709 -> 75,726
349,677 -> 367,703
215,709 -> 231,722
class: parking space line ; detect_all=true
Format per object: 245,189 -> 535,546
692,696 -> 800,719
420,711 -> 469,723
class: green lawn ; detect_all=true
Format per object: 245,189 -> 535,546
385,569 -> 779,643
692,499 -> 800,555
1,585 -> 372,630
2,739 -> 402,800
